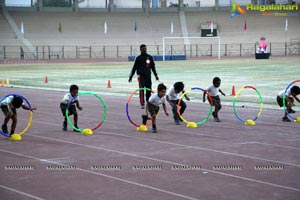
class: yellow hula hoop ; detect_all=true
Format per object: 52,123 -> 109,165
178,89 -> 191,124
16,110 -> 33,136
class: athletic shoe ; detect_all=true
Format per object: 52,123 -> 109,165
288,109 -> 296,114
212,111 -> 217,118
152,128 -> 157,133
214,117 -> 221,122
282,117 -> 291,122
141,105 -> 145,109
142,115 -> 149,125
73,124 -> 80,132
62,121 -> 67,131
2,124 -> 8,134
175,120 -> 181,125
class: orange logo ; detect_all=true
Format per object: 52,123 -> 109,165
231,2 -> 246,17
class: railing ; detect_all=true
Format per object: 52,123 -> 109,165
0,42 -> 299,60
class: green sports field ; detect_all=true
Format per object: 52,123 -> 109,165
1,57 -> 299,108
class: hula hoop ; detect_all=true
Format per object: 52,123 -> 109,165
0,94 -> 33,137
66,92 -> 107,132
283,80 -> 300,121
126,87 -> 155,127
178,87 -> 213,125
233,86 -> 263,123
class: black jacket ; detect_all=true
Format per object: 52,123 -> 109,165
129,53 -> 158,79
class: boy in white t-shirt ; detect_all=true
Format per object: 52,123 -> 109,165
204,77 -> 225,122
60,85 -> 82,131
166,82 -> 190,125
1,95 -> 36,135
142,83 -> 169,133
277,86 -> 300,122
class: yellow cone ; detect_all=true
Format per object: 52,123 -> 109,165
9,134 -> 22,141
82,128 -> 93,136
137,125 -> 148,132
6,78 -> 9,85
294,117 -> 300,123
245,119 -> 256,126
187,122 -> 197,128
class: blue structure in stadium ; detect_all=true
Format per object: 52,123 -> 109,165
128,55 -> 186,61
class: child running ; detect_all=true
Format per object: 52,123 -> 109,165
166,82 -> 190,125
204,77 -> 225,122
60,84 -> 82,131
142,83 -> 169,133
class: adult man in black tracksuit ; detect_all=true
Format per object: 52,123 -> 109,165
128,44 -> 159,109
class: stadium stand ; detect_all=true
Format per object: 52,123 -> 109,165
0,5 -> 299,59
8,11 -> 181,46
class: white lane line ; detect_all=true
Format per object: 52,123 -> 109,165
0,149 -> 202,200
41,157 -> 70,161
28,119 -> 300,167
0,184 -> 46,200
236,142 -> 300,150
98,131 -> 300,167
22,135 -> 300,192
39,157 -> 72,163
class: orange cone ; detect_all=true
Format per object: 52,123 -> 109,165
231,85 -> 236,96
1,80 -> 4,87
107,80 -> 111,88
45,76 -> 48,83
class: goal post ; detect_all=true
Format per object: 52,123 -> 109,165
162,36 -> 221,61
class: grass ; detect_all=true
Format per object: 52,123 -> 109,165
1,57 -> 299,107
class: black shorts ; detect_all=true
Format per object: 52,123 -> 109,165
148,103 -> 159,117
208,95 -> 221,105
277,96 -> 293,107
1,105 -> 17,116
60,103 -> 77,116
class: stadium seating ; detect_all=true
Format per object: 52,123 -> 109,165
0,8 -> 299,59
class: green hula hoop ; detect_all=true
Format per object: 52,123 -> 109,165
66,92 -> 107,132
